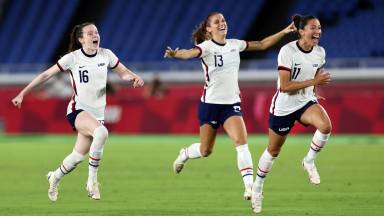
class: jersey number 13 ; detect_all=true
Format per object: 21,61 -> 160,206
214,55 -> 223,67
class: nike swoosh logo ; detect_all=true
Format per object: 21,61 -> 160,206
79,66 -> 85,68
294,63 -> 301,66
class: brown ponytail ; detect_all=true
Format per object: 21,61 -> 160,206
192,12 -> 220,44
291,14 -> 317,38
68,22 -> 95,52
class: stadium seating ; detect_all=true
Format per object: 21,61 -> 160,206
0,0 -> 383,65
288,0 -> 384,58
0,0 -> 78,63
99,0 -> 263,62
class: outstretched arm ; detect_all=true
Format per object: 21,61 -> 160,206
113,63 -> 144,88
12,64 -> 61,108
246,22 -> 296,51
164,46 -> 201,59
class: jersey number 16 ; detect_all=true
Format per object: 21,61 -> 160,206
79,70 -> 89,83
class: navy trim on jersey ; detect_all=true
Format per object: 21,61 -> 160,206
68,71 -> 78,95
271,90 -> 279,114
278,66 -> 291,72
201,58 -> 209,82
110,59 -> 120,69
194,46 -> 202,58
211,39 -> 226,46
296,41 -> 313,54
81,48 -> 97,57
57,62 -> 64,71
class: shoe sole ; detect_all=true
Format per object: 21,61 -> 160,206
302,161 -> 320,185
173,161 -> 184,174
47,172 -> 58,202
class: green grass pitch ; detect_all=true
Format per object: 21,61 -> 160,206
0,134 -> 383,216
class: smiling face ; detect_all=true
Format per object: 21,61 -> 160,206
79,24 -> 100,51
206,13 -> 228,38
299,18 -> 322,47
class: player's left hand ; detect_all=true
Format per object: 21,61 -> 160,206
132,76 -> 144,88
283,22 -> 296,34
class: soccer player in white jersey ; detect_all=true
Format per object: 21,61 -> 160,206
11,22 -> 144,202
250,15 -> 332,213
164,12 -> 295,200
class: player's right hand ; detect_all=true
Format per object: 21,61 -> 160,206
12,94 -> 23,108
315,71 -> 331,85
164,46 -> 179,58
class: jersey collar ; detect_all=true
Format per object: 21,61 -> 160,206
296,41 -> 313,54
211,39 -> 226,46
81,48 -> 97,57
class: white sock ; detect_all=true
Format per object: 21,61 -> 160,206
253,149 -> 276,193
184,143 -> 202,160
88,126 -> 109,183
236,144 -> 253,189
54,150 -> 84,180
304,130 -> 330,164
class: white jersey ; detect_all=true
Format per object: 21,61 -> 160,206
270,40 -> 326,116
57,48 -> 119,120
196,39 -> 248,104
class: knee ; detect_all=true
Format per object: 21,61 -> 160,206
267,146 -> 281,157
94,126 -> 109,141
201,148 -> 212,157
318,121 -> 332,134
232,136 -> 247,146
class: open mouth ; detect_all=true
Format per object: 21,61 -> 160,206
219,27 -> 227,33
312,35 -> 320,40
92,40 -> 99,45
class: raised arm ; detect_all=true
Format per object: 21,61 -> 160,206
246,22 -> 296,51
113,63 -> 144,88
12,64 -> 62,108
164,46 -> 201,60
278,69 -> 331,93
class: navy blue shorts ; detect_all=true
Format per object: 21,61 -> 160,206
66,109 -> 84,131
269,100 -> 317,136
198,101 -> 242,129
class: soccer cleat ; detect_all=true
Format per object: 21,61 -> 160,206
244,187 -> 252,200
302,159 -> 321,185
173,148 -> 188,174
251,192 -> 263,213
47,171 -> 59,202
86,181 -> 101,200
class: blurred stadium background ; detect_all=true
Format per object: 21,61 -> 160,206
0,0 -> 383,216
0,0 -> 383,134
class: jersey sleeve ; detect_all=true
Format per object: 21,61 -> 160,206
235,39 -> 248,52
106,49 -> 120,69
57,53 -> 74,71
195,41 -> 210,58
319,47 -> 326,69
277,46 -> 292,71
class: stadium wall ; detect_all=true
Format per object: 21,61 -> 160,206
2,80 -> 383,134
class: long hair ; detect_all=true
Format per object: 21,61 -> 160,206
292,14 -> 317,38
192,12 -> 220,44
68,22 -> 95,52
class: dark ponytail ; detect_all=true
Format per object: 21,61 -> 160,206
292,14 -> 317,37
192,12 -> 220,44
68,22 -> 95,52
